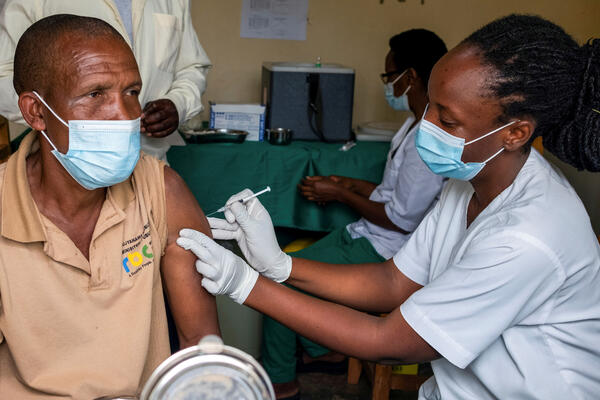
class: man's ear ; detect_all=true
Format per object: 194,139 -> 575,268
504,120 -> 535,151
18,92 -> 47,132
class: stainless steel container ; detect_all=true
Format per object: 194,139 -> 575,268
179,128 -> 248,144
265,128 -> 293,145
140,335 -> 275,400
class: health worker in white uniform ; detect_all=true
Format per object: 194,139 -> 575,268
178,15 -> 600,400
263,29 -> 447,399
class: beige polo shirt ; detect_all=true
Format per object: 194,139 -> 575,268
0,132 -> 171,399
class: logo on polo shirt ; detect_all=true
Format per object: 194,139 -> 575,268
122,223 -> 154,277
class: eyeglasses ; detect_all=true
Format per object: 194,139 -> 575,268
380,69 -> 406,84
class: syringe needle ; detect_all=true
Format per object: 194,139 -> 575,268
207,186 -> 271,216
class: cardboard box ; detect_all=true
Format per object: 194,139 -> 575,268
210,104 -> 266,141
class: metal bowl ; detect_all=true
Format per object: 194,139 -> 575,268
179,128 -> 248,144
140,335 -> 275,400
265,128 -> 293,145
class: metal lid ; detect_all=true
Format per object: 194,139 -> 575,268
140,336 -> 275,400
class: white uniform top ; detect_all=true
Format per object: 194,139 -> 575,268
347,116 -> 444,259
394,150 -> 600,399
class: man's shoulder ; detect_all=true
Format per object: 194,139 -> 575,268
136,151 -> 166,169
132,152 -> 166,183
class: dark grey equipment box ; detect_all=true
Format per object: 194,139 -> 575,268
261,62 -> 355,142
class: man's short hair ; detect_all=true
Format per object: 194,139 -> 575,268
13,14 -> 129,95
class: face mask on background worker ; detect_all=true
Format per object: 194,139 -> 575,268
33,91 -> 141,190
415,105 -> 517,181
384,69 -> 411,111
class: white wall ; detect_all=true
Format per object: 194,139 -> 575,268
5,0 -> 600,232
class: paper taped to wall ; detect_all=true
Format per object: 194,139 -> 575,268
240,0 -> 308,41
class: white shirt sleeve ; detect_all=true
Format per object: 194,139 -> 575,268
400,228 -> 565,368
392,195 -> 442,286
384,131 -> 444,232
161,0 -> 211,124
0,0 -> 37,124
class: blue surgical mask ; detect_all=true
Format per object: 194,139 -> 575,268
415,106 -> 517,180
384,70 -> 411,111
33,91 -> 141,190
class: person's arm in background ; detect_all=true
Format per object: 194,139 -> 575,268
298,175 -> 407,233
141,0 -> 211,138
300,175 -> 378,198
0,0 -> 37,124
161,166 -> 220,348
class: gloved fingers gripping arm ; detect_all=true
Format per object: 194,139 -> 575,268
177,229 -> 258,304
216,189 -> 292,282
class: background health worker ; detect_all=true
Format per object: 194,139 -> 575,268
179,14 -> 600,399
262,29 -> 447,398
0,0 -> 210,161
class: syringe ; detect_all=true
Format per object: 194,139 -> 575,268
207,186 -> 271,217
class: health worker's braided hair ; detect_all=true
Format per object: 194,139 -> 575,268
462,14 -> 600,171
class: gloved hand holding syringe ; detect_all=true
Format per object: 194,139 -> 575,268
206,186 -> 271,217
178,186 -> 292,304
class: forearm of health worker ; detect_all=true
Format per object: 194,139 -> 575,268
177,231 -> 436,363
336,176 -> 378,197
300,175 -> 377,199
287,257 -> 418,313
0,0 -> 35,124
161,166 -> 220,348
338,187 -> 409,234
209,190 -> 413,312
159,0 -> 211,127
247,275 -> 438,363
299,177 -> 405,232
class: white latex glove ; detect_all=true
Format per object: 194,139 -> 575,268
177,228 -> 258,304
208,189 -> 292,283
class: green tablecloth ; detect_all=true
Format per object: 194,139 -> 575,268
167,140 -> 389,232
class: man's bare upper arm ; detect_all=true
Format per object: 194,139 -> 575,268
161,166 -> 220,346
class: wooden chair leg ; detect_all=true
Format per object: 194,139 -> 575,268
347,357 -> 363,384
372,363 -> 392,400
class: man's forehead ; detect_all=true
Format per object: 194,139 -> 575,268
53,33 -> 139,85
59,33 -> 135,66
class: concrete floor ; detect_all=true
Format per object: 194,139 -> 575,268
296,371 -> 419,400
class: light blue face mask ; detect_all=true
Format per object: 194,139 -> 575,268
384,70 -> 411,111
415,106 -> 517,180
33,91 -> 141,190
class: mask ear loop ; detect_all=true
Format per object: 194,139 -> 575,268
32,91 -> 68,127
389,69 -> 407,86
31,91 -> 68,154
465,120 -> 518,146
482,147 -> 505,163
400,84 -> 411,97
466,120 -> 520,164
